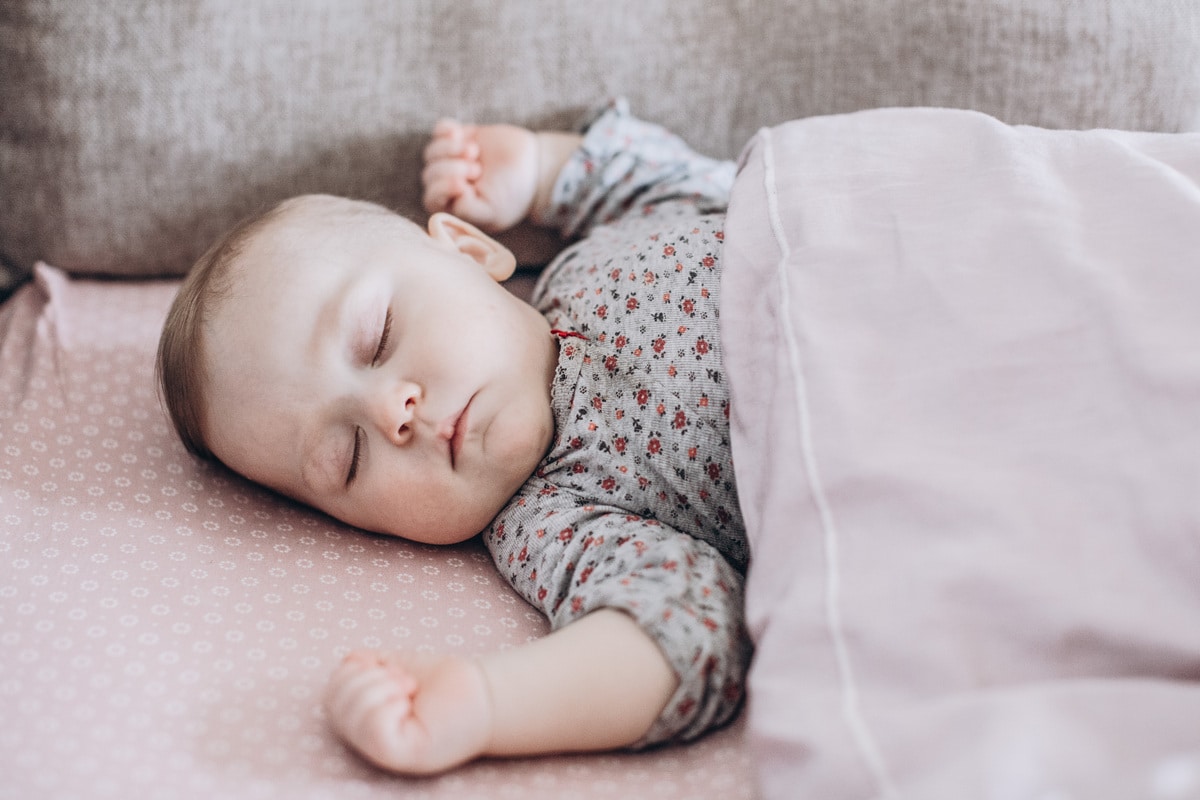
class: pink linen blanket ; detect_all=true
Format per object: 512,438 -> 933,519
723,108 -> 1200,799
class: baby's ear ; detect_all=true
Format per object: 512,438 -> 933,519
426,213 -> 517,281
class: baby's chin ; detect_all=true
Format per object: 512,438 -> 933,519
334,490 -> 509,546
365,516 -> 493,546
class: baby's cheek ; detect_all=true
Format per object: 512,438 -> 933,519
489,406 -> 552,479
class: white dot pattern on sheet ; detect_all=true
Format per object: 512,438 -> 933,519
0,266 -> 750,800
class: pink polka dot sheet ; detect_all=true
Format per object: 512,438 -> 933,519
0,265 -> 751,800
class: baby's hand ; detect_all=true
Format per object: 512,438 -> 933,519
323,649 -> 494,775
422,119 -> 539,234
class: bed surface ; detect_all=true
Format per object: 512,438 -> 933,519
0,265 -> 750,799
6,2 -> 1200,797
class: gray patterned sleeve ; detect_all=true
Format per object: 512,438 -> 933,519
531,98 -> 736,240
485,495 -> 750,746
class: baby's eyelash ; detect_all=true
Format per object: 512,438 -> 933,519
371,308 -> 393,366
346,427 -> 364,487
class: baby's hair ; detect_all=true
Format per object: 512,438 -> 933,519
156,194 -> 404,462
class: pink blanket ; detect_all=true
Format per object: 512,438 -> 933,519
723,108 -> 1200,799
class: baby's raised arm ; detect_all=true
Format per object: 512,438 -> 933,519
422,120 -> 581,234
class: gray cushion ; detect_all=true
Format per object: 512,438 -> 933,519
2,0 -> 1198,288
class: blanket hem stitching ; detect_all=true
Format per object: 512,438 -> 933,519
759,126 -> 899,800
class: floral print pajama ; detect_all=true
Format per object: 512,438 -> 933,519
486,101 -> 750,745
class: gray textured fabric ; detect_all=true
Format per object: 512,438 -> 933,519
2,0 -> 1199,288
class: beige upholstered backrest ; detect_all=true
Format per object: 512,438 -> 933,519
2,0 -> 1198,290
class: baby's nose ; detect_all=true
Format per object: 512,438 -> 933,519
373,381 -> 421,446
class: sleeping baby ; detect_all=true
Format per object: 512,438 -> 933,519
156,100 -> 751,774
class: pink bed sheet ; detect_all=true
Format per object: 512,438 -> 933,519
0,265 -> 750,800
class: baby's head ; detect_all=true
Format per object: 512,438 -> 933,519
157,194 -> 558,543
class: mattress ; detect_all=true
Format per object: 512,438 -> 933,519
0,265 -> 750,799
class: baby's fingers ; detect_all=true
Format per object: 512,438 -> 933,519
422,160 -> 482,214
431,117 -> 465,140
422,158 -> 481,192
424,120 -> 479,163
326,663 -> 415,737
424,136 -> 480,165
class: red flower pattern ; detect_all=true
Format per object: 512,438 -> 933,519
484,101 -> 747,749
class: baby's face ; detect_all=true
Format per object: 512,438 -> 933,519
201,198 -> 558,544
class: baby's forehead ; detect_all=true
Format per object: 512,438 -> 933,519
225,210 -> 339,286
244,198 -> 416,265
213,196 -> 430,328
247,201 -> 340,251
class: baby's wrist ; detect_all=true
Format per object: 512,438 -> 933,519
529,131 -> 583,223
472,656 -> 501,758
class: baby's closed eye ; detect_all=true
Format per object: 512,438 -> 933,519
371,307 -> 394,367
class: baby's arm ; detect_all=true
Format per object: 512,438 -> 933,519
422,119 -> 581,234
324,608 -> 675,775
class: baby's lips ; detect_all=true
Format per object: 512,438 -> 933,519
384,667 -> 419,698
